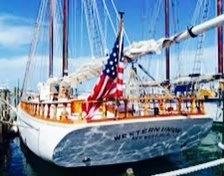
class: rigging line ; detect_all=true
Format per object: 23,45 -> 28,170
36,8 -> 49,85
33,0 -> 49,83
70,0 -> 75,59
152,0 -> 162,37
145,0 -> 160,74
141,0 -> 147,39
104,2 -> 108,54
21,2 -> 42,94
138,63 -> 155,81
21,0 -> 48,96
80,0 -> 84,57
126,66 -> 144,96
110,0 -> 130,45
0,119 -> 39,131
148,0 -> 156,36
171,0 -> 181,77
92,1 -> 104,56
178,0 -> 204,76
192,0 -> 204,25
67,0 -> 74,66
153,158 -> 224,176
67,1 -> 74,72
54,0 -> 64,76
101,0 -> 116,36
192,0 -> 209,74
93,0 -> 107,55
83,0 -> 105,57
151,0 -> 160,32
148,0 -> 162,39
67,0 -> 76,72
171,0 -> 178,34
82,0 -> 94,58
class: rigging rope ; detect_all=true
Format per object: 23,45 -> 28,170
153,157 -> 224,176
92,0 -> 107,55
149,0 -> 162,38
21,0 -> 48,96
80,0 -> 84,57
171,0 -> 181,78
192,0 -> 209,75
82,0 -> 94,58
178,0 -> 206,76
101,0 -> 116,36
110,0 -> 130,45
82,0 -> 106,58
146,0 -> 162,81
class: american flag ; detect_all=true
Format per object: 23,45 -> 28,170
85,32 -> 124,119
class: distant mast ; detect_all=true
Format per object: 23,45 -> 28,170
165,0 -> 170,80
62,0 -> 69,77
217,0 -> 223,74
49,0 -> 54,78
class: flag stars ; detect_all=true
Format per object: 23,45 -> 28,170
110,61 -> 114,65
106,69 -> 110,73
113,53 -> 117,57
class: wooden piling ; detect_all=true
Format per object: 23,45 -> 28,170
0,88 -> 12,138
0,123 -> 2,143
222,90 -> 224,127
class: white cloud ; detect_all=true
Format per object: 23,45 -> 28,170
0,54 -> 95,89
0,14 -> 33,25
0,56 -> 26,88
0,14 -> 33,48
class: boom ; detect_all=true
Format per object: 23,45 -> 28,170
62,14 -> 224,86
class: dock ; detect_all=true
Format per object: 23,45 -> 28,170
0,88 -> 12,143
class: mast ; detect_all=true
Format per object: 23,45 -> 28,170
49,0 -> 54,78
217,0 -> 223,74
63,15 -> 224,86
62,0 -> 69,77
165,0 -> 170,80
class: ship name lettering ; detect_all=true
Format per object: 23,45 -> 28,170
114,127 -> 182,141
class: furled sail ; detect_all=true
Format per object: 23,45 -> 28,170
124,14 -> 224,60
62,14 -> 224,87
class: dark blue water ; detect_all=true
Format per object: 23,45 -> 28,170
0,128 -> 223,176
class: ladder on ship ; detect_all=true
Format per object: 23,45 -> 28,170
82,0 -> 106,58
192,0 -> 209,74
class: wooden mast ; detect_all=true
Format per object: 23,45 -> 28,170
218,0 -> 223,74
62,0 -> 69,77
165,0 -> 170,80
49,0 -> 54,78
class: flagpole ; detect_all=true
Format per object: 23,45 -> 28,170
116,12 -> 125,114
85,12 -> 125,119
118,12 -> 124,61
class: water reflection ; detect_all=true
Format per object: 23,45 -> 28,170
0,129 -> 223,176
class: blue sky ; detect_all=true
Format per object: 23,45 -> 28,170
0,0 -> 220,89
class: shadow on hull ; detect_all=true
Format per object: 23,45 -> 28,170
19,136 -> 186,176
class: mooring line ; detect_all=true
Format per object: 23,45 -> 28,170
0,119 -> 39,131
153,157 -> 224,176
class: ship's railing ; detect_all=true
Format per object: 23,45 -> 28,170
20,96 -> 205,124
20,100 -> 74,123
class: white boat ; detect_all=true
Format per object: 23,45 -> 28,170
17,105 -> 212,167
16,0 -> 221,168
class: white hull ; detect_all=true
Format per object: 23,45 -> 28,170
17,107 -> 212,167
